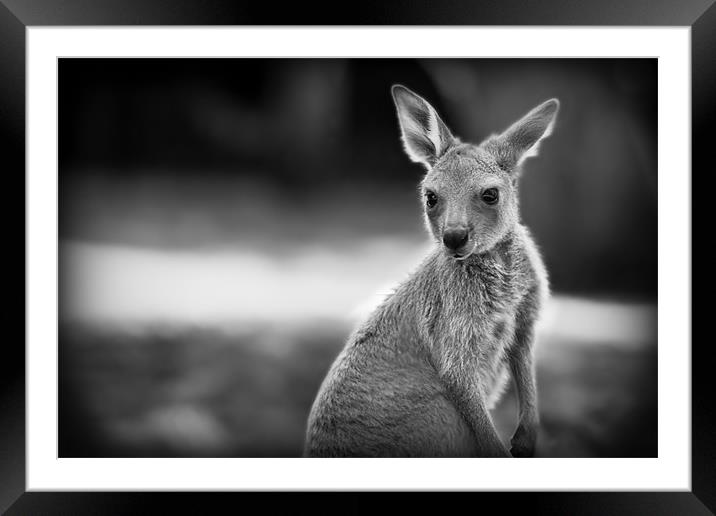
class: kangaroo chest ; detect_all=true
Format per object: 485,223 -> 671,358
427,257 -> 524,377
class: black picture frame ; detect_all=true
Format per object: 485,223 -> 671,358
3,1 -> 708,513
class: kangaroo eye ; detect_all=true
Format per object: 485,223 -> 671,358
481,188 -> 499,205
425,191 -> 438,209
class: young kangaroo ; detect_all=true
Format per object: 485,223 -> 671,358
304,85 -> 559,457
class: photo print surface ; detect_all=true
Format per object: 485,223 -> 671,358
59,58 -> 657,457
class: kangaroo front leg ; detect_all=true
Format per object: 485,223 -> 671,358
508,318 -> 540,457
438,364 -> 511,457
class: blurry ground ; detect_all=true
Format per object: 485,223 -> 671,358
59,234 -> 657,458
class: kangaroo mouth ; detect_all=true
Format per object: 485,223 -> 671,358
446,242 -> 476,260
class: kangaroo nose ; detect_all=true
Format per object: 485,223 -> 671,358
443,228 -> 469,250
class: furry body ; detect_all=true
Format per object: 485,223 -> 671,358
305,225 -> 546,457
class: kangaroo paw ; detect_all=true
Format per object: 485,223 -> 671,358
510,424 -> 537,458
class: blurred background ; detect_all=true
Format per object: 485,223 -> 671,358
59,58 -> 657,457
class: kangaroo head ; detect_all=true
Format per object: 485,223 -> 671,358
391,84 -> 559,260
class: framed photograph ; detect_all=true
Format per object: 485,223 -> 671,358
5,0 -> 708,513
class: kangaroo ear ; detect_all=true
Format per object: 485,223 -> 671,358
487,98 -> 560,171
391,85 -> 456,168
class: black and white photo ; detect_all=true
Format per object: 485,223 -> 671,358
58,58 -> 658,459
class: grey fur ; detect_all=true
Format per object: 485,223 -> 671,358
304,85 -> 558,457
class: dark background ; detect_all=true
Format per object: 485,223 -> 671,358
58,58 -> 657,457
60,58 -> 657,295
